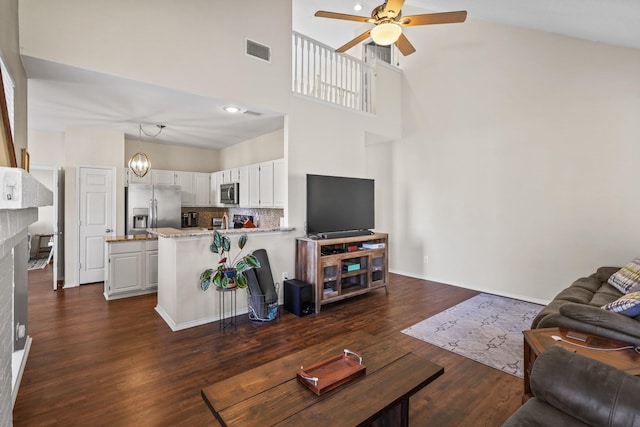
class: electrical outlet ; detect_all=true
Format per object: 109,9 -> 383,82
282,272 -> 289,281
423,256 -> 429,264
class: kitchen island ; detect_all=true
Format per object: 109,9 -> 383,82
147,226 -> 295,331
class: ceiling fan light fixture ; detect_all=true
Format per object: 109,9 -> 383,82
371,22 -> 402,46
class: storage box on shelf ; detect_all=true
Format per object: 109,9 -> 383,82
295,233 -> 389,313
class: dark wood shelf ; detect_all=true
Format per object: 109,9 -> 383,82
296,233 -> 389,313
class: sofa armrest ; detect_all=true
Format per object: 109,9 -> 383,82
559,302 -> 640,342
531,346 -> 640,427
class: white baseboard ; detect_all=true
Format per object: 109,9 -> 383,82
389,269 -> 551,306
154,305 -> 250,332
12,336 -> 32,407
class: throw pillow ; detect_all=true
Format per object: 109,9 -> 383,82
608,258 -> 640,294
602,292 -> 640,317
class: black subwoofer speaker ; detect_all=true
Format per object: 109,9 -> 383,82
284,279 -> 313,317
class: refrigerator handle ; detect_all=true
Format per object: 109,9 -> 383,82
149,198 -> 154,228
154,199 -> 158,228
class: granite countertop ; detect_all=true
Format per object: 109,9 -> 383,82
147,227 -> 295,238
105,234 -> 158,243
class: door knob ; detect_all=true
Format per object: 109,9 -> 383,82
105,229 -> 114,233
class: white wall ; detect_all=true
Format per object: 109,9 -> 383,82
124,138 -> 220,172
19,0 -> 293,114
220,128 -> 284,170
63,127 -> 124,287
391,18 -> 640,302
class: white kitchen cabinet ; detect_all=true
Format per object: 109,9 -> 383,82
259,161 -> 274,207
210,171 -> 222,206
221,169 -> 232,184
248,164 -> 260,207
126,168 -> 152,185
145,243 -> 159,289
238,166 -> 249,207
193,173 -> 211,206
273,158 -> 286,208
104,239 -> 158,300
152,169 -> 176,185
174,171 -> 195,206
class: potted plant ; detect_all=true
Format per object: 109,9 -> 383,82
200,231 -> 260,290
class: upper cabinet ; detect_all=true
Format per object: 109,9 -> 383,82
174,171 -> 194,206
151,169 -> 176,186
245,159 -> 284,208
126,158 -> 285,209
193,173 -> 211,206
273,158 -> 286,208
126,168 -> 152,185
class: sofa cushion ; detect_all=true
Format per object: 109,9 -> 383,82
608,258 -> 640,294
501,398 -> 589,427
602,292 -> 640,317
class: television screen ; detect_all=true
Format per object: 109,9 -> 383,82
306,174 -> 374,236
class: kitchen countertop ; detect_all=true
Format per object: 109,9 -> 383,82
105,234 -> 158,243
147,226 -> 295,239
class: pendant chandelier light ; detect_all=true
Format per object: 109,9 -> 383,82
128,124 -> 164,178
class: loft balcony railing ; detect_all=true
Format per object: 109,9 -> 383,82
292,32 -> 375,114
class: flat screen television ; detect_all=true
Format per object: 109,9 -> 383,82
306,174 -> 375,238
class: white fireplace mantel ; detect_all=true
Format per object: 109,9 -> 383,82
0,166 -> 53,423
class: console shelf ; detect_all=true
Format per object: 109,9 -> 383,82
295,233 -> 389,313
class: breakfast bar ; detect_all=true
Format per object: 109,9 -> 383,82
147,226 -> 295,331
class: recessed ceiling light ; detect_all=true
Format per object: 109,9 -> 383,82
354,3 -> 363,11
223,106 -> 245,114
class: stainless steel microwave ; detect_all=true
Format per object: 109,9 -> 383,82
220,182 -> 239,204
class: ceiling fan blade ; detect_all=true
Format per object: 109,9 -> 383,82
336,30 -> 372,53
314,11 -> 373,23
383,0 -> 405,18
400,11 -> 467,26
395,33 -> 416,56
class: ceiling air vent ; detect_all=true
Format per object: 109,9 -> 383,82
244,110 -> 262,116
246,39 -> 271,63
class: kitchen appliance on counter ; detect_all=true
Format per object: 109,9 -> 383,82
126,184 -> 181,235
220,182 -> 239,205
189,211 -> 198,226
211,217 -> 224,230
233,214 -> 254,229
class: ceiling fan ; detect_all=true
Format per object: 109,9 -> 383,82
314,0 -> 467,56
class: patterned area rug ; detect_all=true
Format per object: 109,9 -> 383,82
402,293 -> 543,378
28,258 -> 49,270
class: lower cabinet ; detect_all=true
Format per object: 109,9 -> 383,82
104,239 -> 158,300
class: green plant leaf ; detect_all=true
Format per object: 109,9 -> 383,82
235,272 -> 248,288
236,260 -> 247,272
213,231 -> 223,248
200,269 -> 213,291
238,234 -> 248,250
222,236 -> 231,253
244,254 -> 260,269
210,242 -> 219,253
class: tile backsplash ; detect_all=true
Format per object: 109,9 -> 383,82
182,207 -> 283,229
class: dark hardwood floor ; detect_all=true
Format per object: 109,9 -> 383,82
14,266 -> 522,426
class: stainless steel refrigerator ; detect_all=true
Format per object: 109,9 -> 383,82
126,184 -> 181,235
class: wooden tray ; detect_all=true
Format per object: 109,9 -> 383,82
297,349 -> 366,396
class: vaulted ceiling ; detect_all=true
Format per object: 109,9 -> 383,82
24,0 -> 639,149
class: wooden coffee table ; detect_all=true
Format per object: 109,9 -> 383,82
523,327 -> 640,402
201,331 -> 444,426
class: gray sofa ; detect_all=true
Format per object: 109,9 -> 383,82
532,266 -> 640,344
502,346 -> 640,427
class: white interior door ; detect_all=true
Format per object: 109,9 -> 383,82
79,167 -> 114,284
